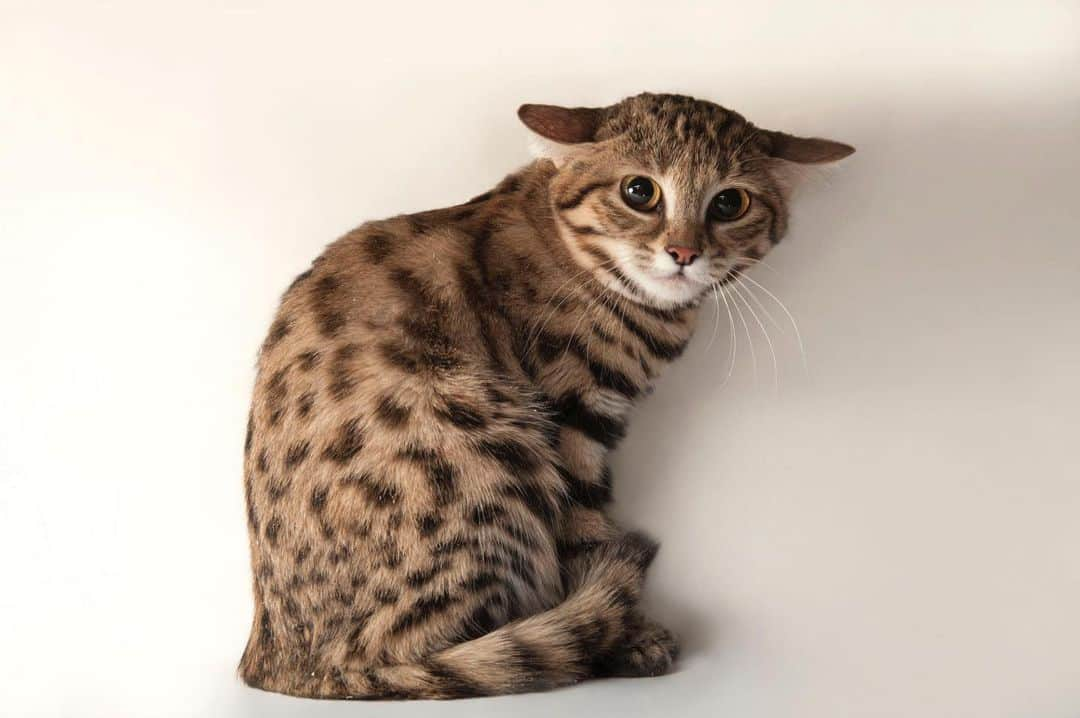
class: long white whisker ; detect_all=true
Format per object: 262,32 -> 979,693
731,278 -> 779,393
726,284 -> 757,386
731,271 -> 785,335
704,285 -> 722,354
736,272 -> 808,374
716,281 -> 737,389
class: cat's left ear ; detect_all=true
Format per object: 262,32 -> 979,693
518,103 -> 604,165
761,130 -> 855,164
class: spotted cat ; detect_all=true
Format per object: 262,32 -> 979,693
239,92 -> 852,699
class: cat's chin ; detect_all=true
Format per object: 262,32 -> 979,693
621,265 -> 709,309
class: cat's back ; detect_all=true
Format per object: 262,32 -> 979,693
244,209 -> 504,515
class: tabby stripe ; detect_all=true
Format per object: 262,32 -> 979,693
477,542 -> 538,591
606,264 -> 643,295
424,660 -> 485,698
432,535 -> 478,557
341,471 -> 400,506
501,479 -> 558,529
558,465 -> 613,510
592,291 -> 687,361
477,438 -> 540,474
583,356 -> 640,399
435,400 -> 487,430
532,328 -> 641,398
405,560 -> 451,589
556,180 -> 610,210
564,220 -> 602,236
507,637 -> 552,689
389,590 -> 458,635
550,392 -> 627,448
458,571 -> 501,592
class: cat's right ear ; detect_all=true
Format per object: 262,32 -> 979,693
518,104 -> 603,165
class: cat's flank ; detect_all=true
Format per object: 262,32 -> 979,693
239,92 -> 852,699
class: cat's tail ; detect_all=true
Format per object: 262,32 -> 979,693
317,532 -> 657,699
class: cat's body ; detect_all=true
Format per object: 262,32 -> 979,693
239,93 -> 851,699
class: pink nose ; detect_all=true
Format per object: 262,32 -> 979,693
666,245 -> 700,266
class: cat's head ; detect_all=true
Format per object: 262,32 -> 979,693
519,92 -> 853,309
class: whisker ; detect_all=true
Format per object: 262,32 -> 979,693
725,266 -> 785,337
716,280 -> 738,389
735,271 -> 808,374
561,278 -> 609,366
523,258 -> 619,356
704,285 -> 722,354
725,284 -> 758,386
731,278 -> 779,393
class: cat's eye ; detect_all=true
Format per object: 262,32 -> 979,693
708,188 -> 751,222
620,176 -> 662,212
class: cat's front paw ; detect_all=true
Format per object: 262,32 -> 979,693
595,619 -> 680,678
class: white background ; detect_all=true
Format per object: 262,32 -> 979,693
2,2 -> 1078,716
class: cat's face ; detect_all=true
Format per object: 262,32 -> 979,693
521,93 -> 853,309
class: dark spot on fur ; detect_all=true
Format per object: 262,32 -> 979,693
263,317 -> 291,352
477,438 -> 539,473
266,368 -> 289,427
375,395 -> 411,427
259,611 -> 273,647
285,440 -> 310,468
417,513 -> 442,537
328,343 -> 359,401
458,572 -> 500,593
310,275 -> 347,337
436,400 -> 487,430
365,232 -> 394,264
389,590 -> 456,634
406,560 -> 451,589
323,418 -> 364,464
427,458 -> 456,502
311,485 -> 329,512
296,390 -> 315,419
341,472 -> 401,506
267,477 -> 291,501
296,350 -> 321,371
265,516 -> 282,545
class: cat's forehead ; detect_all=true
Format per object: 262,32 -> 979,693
600,93 -> 761,174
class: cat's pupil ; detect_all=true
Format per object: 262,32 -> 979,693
625,177 -> 654,205
709,189 -> 743,220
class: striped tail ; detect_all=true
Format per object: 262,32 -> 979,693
314,532 -> 658,699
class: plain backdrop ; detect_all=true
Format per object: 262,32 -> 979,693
2,2 -> 1078,717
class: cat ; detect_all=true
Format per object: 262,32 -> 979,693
238,92 -> 852,699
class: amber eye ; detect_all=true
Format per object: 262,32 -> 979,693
620,176 -> 662,211
708,188 -> 751,222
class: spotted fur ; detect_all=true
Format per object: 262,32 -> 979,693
239,92 -> 851,699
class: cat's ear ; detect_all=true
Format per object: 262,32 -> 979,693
762,130 -> 854,164
518,104 -> 603,164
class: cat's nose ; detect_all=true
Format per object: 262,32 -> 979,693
665,245 -> 700,266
